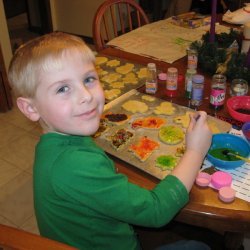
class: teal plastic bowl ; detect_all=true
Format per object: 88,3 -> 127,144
207,133 -> 250,169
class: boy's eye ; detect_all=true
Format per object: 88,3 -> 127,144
84,76 -> 97,85
57,86 -> 69,93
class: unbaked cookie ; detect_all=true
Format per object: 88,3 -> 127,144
104,89 -> 121,100
122,100 -> 149,113
116,63 -> 134,74
154,102 -> 176,115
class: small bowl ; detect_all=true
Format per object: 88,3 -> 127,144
226,96 -> 250,122
207,133 -> 250,169
242,121 -> 250,143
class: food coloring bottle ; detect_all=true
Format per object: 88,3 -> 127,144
185,68 -> 197,99
210,74 -> 226,111
145,63 -> 157,94
191,74 -> 204,108
166,67 -> 178,97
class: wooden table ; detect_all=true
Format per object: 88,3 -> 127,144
100,47 -> 250,249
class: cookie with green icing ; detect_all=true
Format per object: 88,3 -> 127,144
159,125 -> 184,145
156,155 -> 177,171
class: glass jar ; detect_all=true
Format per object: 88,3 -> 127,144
230,79 -> 248,96
187,48 -> 198,70
191,74 -> 204,108
185,68 -> 197,99
145,63 -> 157,94
166,67 -> 178,97
210,74 -> 227,111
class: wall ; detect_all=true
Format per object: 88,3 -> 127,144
0,0 -> 13,71
49,0 -> 104,37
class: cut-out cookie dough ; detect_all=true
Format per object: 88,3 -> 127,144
104,89 -> 121,100
141,95 -> 156,102
95,56 -> 108,65
122,100 -> 149,113
137,67 -> 147,78
101,73 -> 122,83
106,59 -> 120,67
122,72 -> 138,84
116,63 -> 134,74
154,102 -> 176,115
109,81 -> 125,89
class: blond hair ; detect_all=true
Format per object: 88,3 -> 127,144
8,32 -> 95,98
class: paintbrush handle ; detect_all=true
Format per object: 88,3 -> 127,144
228,153 -> 250,163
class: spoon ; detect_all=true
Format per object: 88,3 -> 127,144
222,150 -> 250,163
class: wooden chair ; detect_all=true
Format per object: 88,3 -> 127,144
93,0 -> 149,52
0,224 -> 77,250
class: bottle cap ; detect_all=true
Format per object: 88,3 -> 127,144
211,171 -> 232,189
167,67 -> 178,74
192,74 -> 204,84
158,73 -> 167,80
186,69 -> 197,75
147,63 -> 156,70
218,186 -> 235,203
195,172 -> 211,187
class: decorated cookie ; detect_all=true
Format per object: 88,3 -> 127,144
108,128 -> 134,150
122,100 -> 149,113
154,102 -> 176,115
92,118 -> 109,138
155,155 -> 177,171
129,136 -> 160,162
159,125 -> 184,145
131,116 -> 166,129
103,112 -> 130,125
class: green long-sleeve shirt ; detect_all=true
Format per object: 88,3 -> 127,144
34,133 -> 188,250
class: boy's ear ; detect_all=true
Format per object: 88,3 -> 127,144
16,97 -> 40,122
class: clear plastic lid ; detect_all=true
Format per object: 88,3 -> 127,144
192,74 -> 204,84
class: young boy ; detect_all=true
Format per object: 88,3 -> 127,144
8,32 -> 212,250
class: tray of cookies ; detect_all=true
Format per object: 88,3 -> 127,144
95,55 -> 147,103
93,89 -> 232,180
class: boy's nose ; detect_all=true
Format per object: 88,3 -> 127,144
78,85 -> 92,103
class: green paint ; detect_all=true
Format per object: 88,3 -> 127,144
209,148 -> 239,161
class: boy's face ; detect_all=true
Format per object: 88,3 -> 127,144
31,52 -> 105,136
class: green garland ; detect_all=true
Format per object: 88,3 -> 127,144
190,29 -> 250,84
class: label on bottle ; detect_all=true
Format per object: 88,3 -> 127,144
146,81 -> 157,94
185,78 -> 192,98
191,88 -> 203,106
188,55 -> 198,69
210,88 -> 225,106
166,77 -> 177,91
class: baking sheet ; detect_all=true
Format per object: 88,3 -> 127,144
96,55 -> 147,103
94,90 -> 232,180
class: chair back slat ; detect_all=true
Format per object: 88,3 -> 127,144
118,3 -> 125,34
93,0 -> 149,51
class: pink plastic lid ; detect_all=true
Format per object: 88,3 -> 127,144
195,172 -> 211,187
218,186 -> 236,203
211,171 -> 232,189
158,73 -> 167,81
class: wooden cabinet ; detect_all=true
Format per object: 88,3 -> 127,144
0,44 -> 13,112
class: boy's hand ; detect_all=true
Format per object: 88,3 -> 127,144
185,111 -> 212,159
